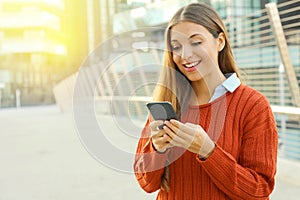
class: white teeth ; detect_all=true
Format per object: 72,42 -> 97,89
184,61 -> 199,68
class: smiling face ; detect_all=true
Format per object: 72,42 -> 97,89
170,21 -> 225,82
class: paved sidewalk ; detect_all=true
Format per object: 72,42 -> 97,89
0,105 -> 299,199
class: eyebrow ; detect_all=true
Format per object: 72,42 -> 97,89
188,33 -> 205,39
171,33 -> 205,42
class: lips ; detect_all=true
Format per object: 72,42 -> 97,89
183,61 -> 201,72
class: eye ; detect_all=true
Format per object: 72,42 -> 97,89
191,41 -> 202,46
171,44 -> 181,52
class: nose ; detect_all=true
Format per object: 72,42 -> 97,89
181,46 -> 193,60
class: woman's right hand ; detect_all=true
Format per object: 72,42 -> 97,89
150,120 -> 173,153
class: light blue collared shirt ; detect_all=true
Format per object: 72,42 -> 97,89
209,73 -> 241,103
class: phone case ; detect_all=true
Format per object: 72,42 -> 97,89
146,101 -> 179,121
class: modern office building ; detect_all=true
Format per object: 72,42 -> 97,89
111,0 -> 294,48
0,0 -> 93,107
0,0 -> 66,106
110,0 -> 299,101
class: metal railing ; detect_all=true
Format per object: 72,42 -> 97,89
226,1 -> 300,160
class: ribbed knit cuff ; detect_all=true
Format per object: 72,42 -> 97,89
198,134 -> 215,160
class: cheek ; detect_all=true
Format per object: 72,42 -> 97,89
172,54 -> 181,65
198,46 -> 218,63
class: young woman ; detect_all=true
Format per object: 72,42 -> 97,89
134,2 -> 278,199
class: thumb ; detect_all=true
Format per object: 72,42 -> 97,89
149,120 -> 164,131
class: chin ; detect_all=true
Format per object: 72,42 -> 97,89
186,75 -> 204,82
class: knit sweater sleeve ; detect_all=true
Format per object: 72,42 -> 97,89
198,93 -> 278,199
133,119 -> 169,193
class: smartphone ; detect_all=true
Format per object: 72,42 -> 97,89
146,102 -> 179,129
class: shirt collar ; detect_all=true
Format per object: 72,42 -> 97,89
222,73 -> 241,93
208,73 -> 241,103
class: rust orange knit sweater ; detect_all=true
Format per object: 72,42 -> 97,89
134,84 -> 278,200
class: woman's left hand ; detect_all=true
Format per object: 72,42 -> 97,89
163,120 -> 215,158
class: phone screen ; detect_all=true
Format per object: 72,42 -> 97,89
146,102 -> 179,121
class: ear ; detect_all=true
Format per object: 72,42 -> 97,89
217,32 -> 225,52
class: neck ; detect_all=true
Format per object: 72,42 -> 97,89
190,72 -> 226,105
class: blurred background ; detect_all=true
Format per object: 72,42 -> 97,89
0,0 -> 298,107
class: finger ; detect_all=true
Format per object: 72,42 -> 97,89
169,120 -> 197,136
168,119 -> 181,128
151,129 -> 165,137
152,136 -> 172,152
163,125 -> 186,146
165,121 -> 198,149
162,132 -> 173,142
149,120 -> 164,131
164,120 -> 179,133
185,123 -> 206,138
165,142 -> 174,149
154,136 -> 169,144
164,121 -> 186,137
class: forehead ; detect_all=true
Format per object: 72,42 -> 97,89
170,21 -> 211,40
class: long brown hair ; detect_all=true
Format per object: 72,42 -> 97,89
152,2 -> 240,192
153,2 -> 239,113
